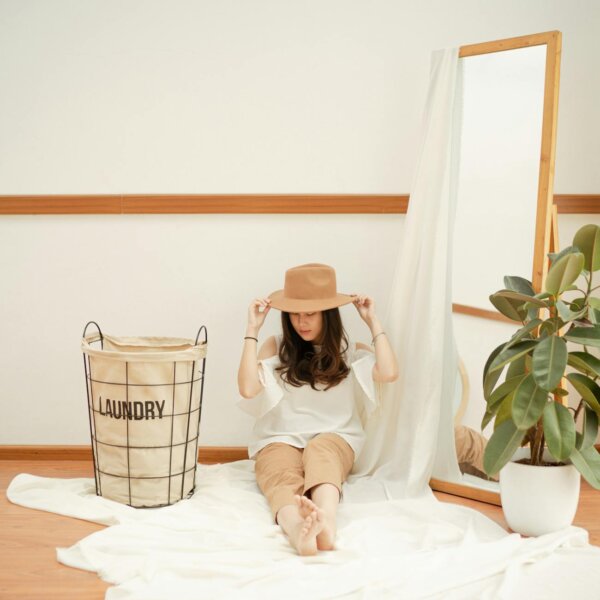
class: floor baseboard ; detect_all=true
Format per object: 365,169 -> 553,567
2,444 -> 599,463
0,445 -> 249,463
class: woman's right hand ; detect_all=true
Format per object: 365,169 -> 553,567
248,297 -> 272,330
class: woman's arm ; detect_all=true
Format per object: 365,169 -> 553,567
237,296 -> 275,398
352,295 -> 399,383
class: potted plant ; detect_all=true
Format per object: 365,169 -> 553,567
481,223 -> 600,536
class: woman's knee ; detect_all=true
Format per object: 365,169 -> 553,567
255,444 -> 304,489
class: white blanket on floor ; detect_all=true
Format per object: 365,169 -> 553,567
7,461 -> 600,600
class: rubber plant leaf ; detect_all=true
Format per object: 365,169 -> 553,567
531,335 -> 567,391
573,224 -> 600,272
512,373 -> 549,430
488,340 -> 537,374
503,276 -> 535,296
543,401 -> 576,461
483,419 -> 525,478
569,439 -> 600,490
564,326 -> 600,348
489,293 -> 527,322
567,351 -> 600,378
578,406 -> 599,451
544,252 -> 585,296
566,373 -> 600,417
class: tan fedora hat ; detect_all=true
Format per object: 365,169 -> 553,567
268,263 -> 356,312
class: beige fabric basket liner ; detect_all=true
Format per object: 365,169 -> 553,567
82,332 -> 208,507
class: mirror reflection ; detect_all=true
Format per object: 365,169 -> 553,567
448,45 -> 549,492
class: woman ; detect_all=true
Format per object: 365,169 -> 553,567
237,263 -> 399,556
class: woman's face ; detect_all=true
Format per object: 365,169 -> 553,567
289,311 -> 324,343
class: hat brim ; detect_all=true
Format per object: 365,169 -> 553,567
267,290 -> 356,312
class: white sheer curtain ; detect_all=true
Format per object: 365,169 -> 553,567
345,46 -> 464,502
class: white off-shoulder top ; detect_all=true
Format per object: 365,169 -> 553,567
236,333 -> 382,460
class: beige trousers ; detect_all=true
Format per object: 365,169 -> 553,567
254,432 -> 355,525
455,424 -> 499,482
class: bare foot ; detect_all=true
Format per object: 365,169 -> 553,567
294,494 -> 336,551
291,507 -> 324,556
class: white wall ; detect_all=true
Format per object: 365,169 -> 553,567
0,1 -> 598,445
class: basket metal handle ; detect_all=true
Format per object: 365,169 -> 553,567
82,321 -> 104,349
195,325 -> 207,345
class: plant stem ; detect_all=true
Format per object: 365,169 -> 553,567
537,430 -> 545,464
531,417 -> 544,466
573,398 -> 585,422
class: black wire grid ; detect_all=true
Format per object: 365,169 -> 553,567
82,321 -> 208,508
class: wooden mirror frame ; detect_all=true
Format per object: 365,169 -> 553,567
430,30 -> 562,506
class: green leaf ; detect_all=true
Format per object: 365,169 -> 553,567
579,406 -> 599,450
493,289 -> 548,308
522,302 -> 542,321
481,407 -> 494,431
564,325 -> 600,348
483,419 -> 526,477
539,319 -> 563,338
553,387 -> 569,397
484,368 -> 505,404
545,252 -> 585,295
566,373 -> 600,417
504,319 -> 542,350
495,390 -> 516,428
525,354 -> 533,371
568,442 -> 600,490
488,374 -> 526,409
482,342 -> 506,385
512,373 -> 549,430
567,351 -> 600,378
488,341 -> 537,374
573,224 -> 600,272
503,276 -> 535,296
589,298 -> 600,325
548,245 -> 580,265
531,335 -> 567,391
543,401 -> 576,461
506,354 -> 527,379
556,300 -> 588,322
489,293 -> 528,322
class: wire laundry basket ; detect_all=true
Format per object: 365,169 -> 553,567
81,321 -> 208,508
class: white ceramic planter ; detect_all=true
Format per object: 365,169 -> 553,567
499,446 -> 581,537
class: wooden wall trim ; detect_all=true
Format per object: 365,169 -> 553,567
553,195 -> 600,214
452,303 -> 515,324
0,194 -> 597,215
0,194 -> 409,215
0,445 -> 248,463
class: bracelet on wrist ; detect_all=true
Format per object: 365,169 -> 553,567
244,336 -> 258,342
371,331 -> 386,345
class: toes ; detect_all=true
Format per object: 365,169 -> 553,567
301,515 -> 312,534
302,496 -> 317,511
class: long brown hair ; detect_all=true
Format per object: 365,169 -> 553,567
274,308 -> 351,391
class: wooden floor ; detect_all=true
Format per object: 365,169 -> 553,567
1,460 -> 598,599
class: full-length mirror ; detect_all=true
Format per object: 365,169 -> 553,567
430,32 -> 561,504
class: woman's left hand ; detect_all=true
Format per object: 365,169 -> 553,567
351,294 -> 376,323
